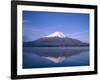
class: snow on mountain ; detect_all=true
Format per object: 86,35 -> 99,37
45,32 -> 66,38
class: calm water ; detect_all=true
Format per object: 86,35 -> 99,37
23,47 -> 89,69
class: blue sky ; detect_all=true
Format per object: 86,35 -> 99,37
23,11 -> 89,43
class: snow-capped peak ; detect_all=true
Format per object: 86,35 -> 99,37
45,32 -> 66,38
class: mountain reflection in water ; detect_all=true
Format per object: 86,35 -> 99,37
44,56 -> 66,63
23,47 -> 89,68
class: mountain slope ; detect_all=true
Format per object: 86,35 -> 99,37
23,37 -> 89,47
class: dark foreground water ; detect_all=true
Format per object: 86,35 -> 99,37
23,47 -> 89,69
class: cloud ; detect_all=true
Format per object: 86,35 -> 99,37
23,26 -> 48,41
67,32 -> 86,36
23,20 -> 31,24
66,31 -> 89,42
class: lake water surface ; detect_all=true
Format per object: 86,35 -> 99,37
23,47 -> 89,69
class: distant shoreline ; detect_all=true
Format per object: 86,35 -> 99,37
23,45 -> 89,47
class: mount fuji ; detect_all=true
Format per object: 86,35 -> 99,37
24,32 -> 89,47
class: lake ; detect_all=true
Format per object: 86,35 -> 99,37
23,47 -> 89,69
